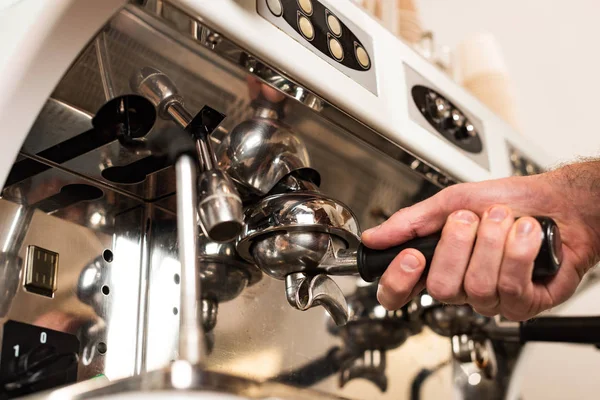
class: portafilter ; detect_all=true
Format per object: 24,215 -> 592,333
237,191 -> 564,326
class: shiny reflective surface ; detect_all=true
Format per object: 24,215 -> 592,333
0,253 -> 22,317
285,272 -> 348,326
251,232 -> 342,279
217,111 -> 318,197
238,192 -> 360,263
197,170 -> 243,243
23,363 -> 354,400
0,199 -> 143,381
327,283 -> 423,391
175,155 -> 206,365
1,2 -> 467,399
422,303 -> 489,338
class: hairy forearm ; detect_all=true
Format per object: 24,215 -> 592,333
547,159 -> 600,264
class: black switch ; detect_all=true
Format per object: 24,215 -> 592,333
23,246 -> 59,298
0,321 -> 79,398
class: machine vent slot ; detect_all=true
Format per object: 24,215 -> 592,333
101,156 -> 171,185
31,184 -> 104,213
5,128 -> 115,187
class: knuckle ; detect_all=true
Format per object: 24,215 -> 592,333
379,274 -> 409,299
464,276 -> 497,303
473,307 -> 498,318
504,245 -> 537,265
501,310 -> 529,322
427,277 -> 460,302
475,226 -> 505,249
445,184 -> 471,209
498,278 -> 524,298
443,225 -> 477,248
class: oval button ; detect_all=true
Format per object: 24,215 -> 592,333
266,0 -> 283,16
327,14 -> 342,37
298,15 -> 315,40
355,45 -> 370,69
298,0 -> 313,15
329,37 -> 344,61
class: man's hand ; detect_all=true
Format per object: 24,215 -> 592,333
362,161 -> 600,321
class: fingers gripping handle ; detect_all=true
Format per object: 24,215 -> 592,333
520,317 -> 600,344
357,234 -> 440,282
357,216 -> 562,283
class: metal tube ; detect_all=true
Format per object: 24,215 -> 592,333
175,155 -> 205,364
1,203 -> 34,254
95,32 -> 115,101
167,103 -> 214,171
166,102 -> 192,129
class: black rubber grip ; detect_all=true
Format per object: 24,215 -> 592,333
520,316 -> 600,344
358,234 -> 440,282
357,216 -> 561,283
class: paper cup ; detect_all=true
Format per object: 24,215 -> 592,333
463,73 -> 520,129
457,33 -> 509,81
398,10 -> 423,44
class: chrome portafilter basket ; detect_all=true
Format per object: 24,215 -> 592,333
236,191 -> 360,326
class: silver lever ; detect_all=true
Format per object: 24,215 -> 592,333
131,67 -> 243,242
285,272 -> 349,326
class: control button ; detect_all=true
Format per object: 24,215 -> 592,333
355,45 -> 370,69
329,37 -> 344,61
298,0 -> 313,15
464,122 -> 476,137
327,14 -> 342,37
426,93 -> 451,121
451,109 -> 466,128
266,0 -> 283,16
24,246 -> 59,298
298,15 -> 314,40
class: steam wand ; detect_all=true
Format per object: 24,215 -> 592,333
131,67 -> 243,243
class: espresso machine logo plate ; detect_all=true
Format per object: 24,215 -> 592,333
258,0 -> 378,95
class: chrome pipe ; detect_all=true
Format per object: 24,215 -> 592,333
95,32 -> 115,101
175,155 -> 205,364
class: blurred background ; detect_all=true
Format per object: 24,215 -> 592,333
350,1 -> 600,399
355,0 -> 600,164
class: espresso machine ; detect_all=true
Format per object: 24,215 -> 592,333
0,1 -> 599,399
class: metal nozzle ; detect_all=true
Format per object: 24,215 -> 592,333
197,170 -> 243,243
132,67 -> 243,243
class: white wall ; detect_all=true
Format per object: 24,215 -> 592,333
418,0 -> 600,163
416,3 -> 600,399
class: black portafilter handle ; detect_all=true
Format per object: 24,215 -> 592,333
357,216 -> 562,283
520,316 -> 600,344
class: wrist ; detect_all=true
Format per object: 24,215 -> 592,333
548,160 -> 600,259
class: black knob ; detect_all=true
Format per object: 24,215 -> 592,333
357,216 -> 562,283
2,345 -> 78,397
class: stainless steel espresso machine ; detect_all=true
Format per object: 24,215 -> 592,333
0,1 -> 599,399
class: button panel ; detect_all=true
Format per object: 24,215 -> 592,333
508,144 -> 543,176
412,85 -> 483,154
404,64 -> 489,170
257,0 -> 377,95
